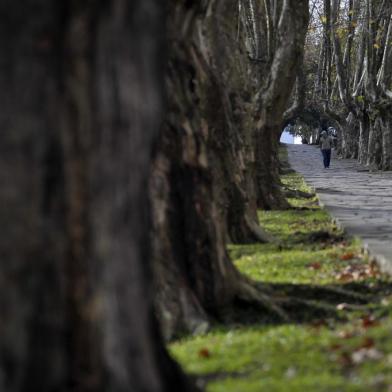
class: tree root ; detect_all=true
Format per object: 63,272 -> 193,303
269,283 -> 373,303
283,188 -> 315,199
236,280 -> 290,321
315,285 -> 372,303
229,278 -> 379,325
244,214 -> 275,243
278,297 -> 343,313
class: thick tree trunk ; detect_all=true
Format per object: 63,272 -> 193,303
358,113 -> 370,166
152,0 -> 310,340
207,0 -> 272,243
338,112 -> 359,159
366,116 -> 383,169
256,0 -> 309,210
256,128 -> 288,210
151,0 -> 244,340
0,1 -> 193,391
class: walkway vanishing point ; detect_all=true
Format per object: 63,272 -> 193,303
287,144 -> 392,273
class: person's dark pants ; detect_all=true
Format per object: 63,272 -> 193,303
321,149 -> 331,168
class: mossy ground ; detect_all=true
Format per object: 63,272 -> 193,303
169,159 -> 392,391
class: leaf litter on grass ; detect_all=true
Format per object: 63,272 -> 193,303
169,168 -> 392,392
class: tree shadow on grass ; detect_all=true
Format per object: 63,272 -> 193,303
186,278 -> 392,389
227,228 -> 392,326
223,279 -> 392,326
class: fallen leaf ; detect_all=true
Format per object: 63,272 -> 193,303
337,272 -> 353,282
340,252 -> 355,261
308,262 -> 322,270
369,261 -> 381,277
198,348 -> 211,358
360,337 -> 375,349
329,343 -> 343,351
338,351 -> 353,367
361,315 -> 379,329
335,261 -> 381,282
337,330 -> 355,339
311,319 -> 327,328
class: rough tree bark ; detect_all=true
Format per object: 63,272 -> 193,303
151,0 -> 310,340
151,0 -> 269,341
256,0 -> 309,210
0,1 -> 193,391
207,0 -> 273,244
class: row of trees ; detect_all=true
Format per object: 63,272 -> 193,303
0,0 -> 309,390
152,0 -> 309,341
303,0 -> 392,169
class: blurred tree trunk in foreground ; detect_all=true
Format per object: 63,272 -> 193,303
0,1 -> 193,391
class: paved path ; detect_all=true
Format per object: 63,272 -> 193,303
287,144 -> 392,273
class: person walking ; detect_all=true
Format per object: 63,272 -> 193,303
319,130 -> 333,168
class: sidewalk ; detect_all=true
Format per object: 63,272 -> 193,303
287,144 -> 392,273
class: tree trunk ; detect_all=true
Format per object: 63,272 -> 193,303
207,0 -> 273,243
341,113 -> 359,159
366,116 -> 383,169
151,0 -> 244,340
256,127 -> 288,209
151,0 -> 310,340
256,0 -> 309,210
152,0 -> 274,341
381,116 -> 392,170
0,1 -> 193,391
358,113 -> 370,166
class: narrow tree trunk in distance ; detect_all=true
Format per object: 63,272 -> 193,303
382,116 -> 392,170
358,114 -> 370,165
366,117 -> 383,169
316,0 -> 392,171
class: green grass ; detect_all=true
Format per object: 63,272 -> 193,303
230,172 -> 368,287
171,323 -> 392,391
169,163 -> 392,391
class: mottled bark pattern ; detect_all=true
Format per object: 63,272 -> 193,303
256,0 -> 309,209
0,1 -> 193,391
152,0 -> 243,340
152,0 -> 310,339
